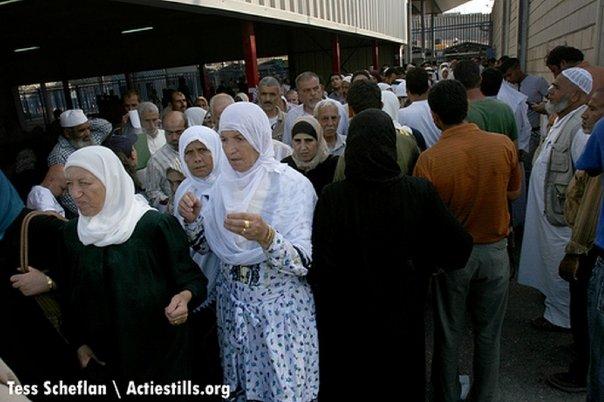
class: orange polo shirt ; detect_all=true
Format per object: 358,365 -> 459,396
413,123 -> 521,244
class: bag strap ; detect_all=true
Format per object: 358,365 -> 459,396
20,210 -> 67,273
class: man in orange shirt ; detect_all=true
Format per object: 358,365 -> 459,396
414,80 -> 522,402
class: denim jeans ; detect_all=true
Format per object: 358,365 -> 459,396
588,255 -> 604,401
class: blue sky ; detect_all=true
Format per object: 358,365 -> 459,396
445,0 -> 494,14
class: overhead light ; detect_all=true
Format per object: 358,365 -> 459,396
0,0 -> 25,6
14,46 -> 40,53
121,26 -> 154,34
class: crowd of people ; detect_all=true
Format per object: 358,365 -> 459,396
2,44 -> 604,402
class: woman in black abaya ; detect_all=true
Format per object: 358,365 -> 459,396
310,109 -> 473,400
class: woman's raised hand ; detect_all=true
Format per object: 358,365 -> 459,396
178,192 -> 202,223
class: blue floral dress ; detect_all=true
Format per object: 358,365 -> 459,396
185,216 -> 319,402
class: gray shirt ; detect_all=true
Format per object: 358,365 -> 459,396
518,74 -> 549,129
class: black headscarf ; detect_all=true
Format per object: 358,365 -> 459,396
344,109 -> 402,184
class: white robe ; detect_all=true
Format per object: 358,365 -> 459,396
26,185 -> 65,217
517,106 -> 587,328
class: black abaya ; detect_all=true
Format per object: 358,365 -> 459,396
309,109 -> 473,400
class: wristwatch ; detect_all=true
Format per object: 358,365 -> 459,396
46,275 -> 56,291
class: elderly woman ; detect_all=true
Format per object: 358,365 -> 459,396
281,115 -> 339,194
178,102 -> 318,402
61,146 -> 205,386
174,126 -> 224,385
174,126 -> 224,301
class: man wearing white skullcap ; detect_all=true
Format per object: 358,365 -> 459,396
518,67 -> 593,331
47,109 -> 112,216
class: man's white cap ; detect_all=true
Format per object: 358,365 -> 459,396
394,81 -> 407,98
342,75 -> 352,83
561,67 -> 593,95
60,109 -> 88,128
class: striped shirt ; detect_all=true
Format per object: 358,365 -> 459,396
145,144 -> 181,207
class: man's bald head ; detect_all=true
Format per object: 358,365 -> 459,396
581,88 -> 604,133
43,164 -> 67,197
210,93 -> 235,128
590,88 -> 604,105
163,111 -> 187,150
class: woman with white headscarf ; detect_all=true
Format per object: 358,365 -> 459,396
439,62 -> 451,81
179,102 -> 319,402
282,115 -> 339,194
61,146 -> 205,387
174,126 -> 223,304
184,107 -> 207,126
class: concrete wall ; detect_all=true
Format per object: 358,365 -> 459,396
491,0 -> 519,59
491,0 -> 504,56
492,0 -> 600,78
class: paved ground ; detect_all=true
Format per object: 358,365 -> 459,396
424,280 -> 584,401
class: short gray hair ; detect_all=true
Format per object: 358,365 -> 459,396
313,99 -> 340,119
295,71 -> 320,89
258,76 -> 281,89
210,93 -> 235,113
137,101 -> 158,115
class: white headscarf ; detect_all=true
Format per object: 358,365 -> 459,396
184,107 -> 207,126
377,82 -> 392,91
381,90 -> 403,129
439,67 -> 450,81
173,126 -> 224,218
173,126 -> 223,305
65,146 -> 152,246
203,102 -> 314,265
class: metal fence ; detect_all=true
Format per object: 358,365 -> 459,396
17,58 -> 290,130
412,13 -> 492,61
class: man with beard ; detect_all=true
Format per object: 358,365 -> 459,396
282,71 -> 348,145
518,67 -> 593,332
547,88 -> 604,393
47,109 -> 112,216
257,76 -> 286,141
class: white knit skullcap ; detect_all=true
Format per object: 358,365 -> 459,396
60,109 -> 88,128
561,67 -> 593,95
